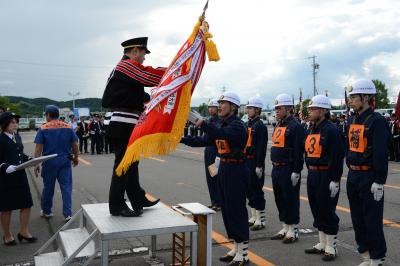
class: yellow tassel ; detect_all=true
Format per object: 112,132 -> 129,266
205,39 -> 220,62
115,81 -> 193,176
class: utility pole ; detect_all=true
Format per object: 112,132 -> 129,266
68,91 -> 80,110
308,55 -> 319,96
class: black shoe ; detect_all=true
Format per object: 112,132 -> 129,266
283,235 -> 299,244
305,247 -> 324,254
111,208 -> 142,217
17,233 -> 38,243
228,259 -> 249,265
3,236 -> 17,246
322,252 -> 336,261
219,254 -> 235,262
142,198 -> 160,208
270,233 -> 285,240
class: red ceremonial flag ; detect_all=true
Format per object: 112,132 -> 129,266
116,15 -> 220,175
395,90 -> 400,117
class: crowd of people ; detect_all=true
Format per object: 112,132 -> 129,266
181,78 -> 391,266
0,32 -> 397,266
67,114 -> 114,155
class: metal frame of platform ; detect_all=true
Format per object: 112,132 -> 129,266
82,203 -> 198,266
34,202 -> 199,266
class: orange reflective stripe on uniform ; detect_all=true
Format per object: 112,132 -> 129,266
40,120 -> 71,130
215,140 -> 231,154
246,127 -> 252,147
271,127 -> 286,148
305,134 -> 322,158
348,124 -> 367,153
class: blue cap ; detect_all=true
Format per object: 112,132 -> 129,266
45,105 -> 59,117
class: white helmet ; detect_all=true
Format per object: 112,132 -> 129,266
347,79 -> 376,95
308,95 -> 331,109
274,93 -> 293,107
218,91 -> 241,107
208,99 -> 219,107
246,97 -> 263,109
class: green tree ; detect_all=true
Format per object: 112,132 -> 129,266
197,103 -> 208,116
295,98 -> 310,119
372,79 -> 389,108
0,96 -> 21,114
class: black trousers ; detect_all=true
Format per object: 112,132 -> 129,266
347,170 -> 386,259
108,137 -> 146,214
78,136 -> 88,153
90,134 -> 102,154
271,165 -> 300,225
307,170 -> 339,235
104,136 -> 113,153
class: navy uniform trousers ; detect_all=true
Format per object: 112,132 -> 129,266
307,170 -> 340,235
218,161 -> 250,242
271,165 -> 300,225
347,170 -> 386,259
246,158 -> 265,210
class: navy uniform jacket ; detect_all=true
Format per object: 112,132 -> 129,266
270,115 -> 305,173
245,117 -> 268,168
181,115 -> 220,166
346,108 -> 389,184
182,115 -> 247,156
305,119 -> 345,182
0,133 -> 31,188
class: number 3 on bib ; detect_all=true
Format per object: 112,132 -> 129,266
305,134 -> 322,158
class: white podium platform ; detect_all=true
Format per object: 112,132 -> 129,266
34,203 -> 199,266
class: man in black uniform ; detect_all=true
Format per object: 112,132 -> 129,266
89,114 -> 102,155
102,37 -> 164,217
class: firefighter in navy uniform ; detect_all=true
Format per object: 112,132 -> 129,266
346,79 -> 388,266
303,95 -> 344,261
181,99 -> 221,210
270,93 -> 305,243
245,97 -> 268,231
191,92 -> 249,265
102,37 -> 165,217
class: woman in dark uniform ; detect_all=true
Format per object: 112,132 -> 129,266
0,112 -> 37,245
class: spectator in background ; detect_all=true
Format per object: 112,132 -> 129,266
34,105 -> 79,221
89,114 -> 102,155
103,115 -> 113,154
69,115 -> 78,132
0,112 -> 37,245
76,117 -> 89,154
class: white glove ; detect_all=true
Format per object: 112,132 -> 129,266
329,181 -> 340,198
291,172 -> 300,187
255,167 -> 263,178
371,182 -> 384,201
214,157 -> 220,169
6,165 -> 17,174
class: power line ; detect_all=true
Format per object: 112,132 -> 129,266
0,59 -> 111,69
307,55 -> 319,96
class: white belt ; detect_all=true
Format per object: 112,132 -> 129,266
110,116 -> 138,124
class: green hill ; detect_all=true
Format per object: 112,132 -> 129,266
6,96 -> 103,116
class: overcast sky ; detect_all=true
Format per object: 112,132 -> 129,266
1,0 -> 400,107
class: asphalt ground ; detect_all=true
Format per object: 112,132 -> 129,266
1,128 -> 399,266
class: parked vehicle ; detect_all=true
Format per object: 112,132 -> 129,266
35,118 -> 46,130
18,118 -> 30,130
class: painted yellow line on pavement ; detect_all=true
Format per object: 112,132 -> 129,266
146,194 -> 275,266
176,148 -> 203,155
78,157 -> 92,166
263,185 -> 400,229
148,157 -> 166,163
341,177 -> 400,190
